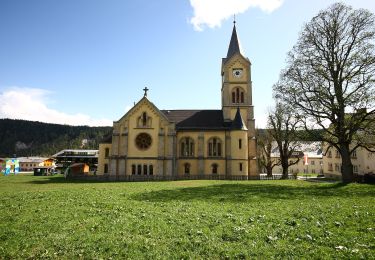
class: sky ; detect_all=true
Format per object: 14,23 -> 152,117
0,0 -> 374,127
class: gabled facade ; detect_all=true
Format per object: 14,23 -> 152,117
97,23 -> 257,180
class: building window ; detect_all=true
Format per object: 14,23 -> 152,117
353,165 -> 358,173
312,169 -> 315,174
335,150 -> 341,158
180,137 -> 194,157
143,165 -> 148,175
239,163 -> 243,172
239,139 -> 242,149
335,163 -> 340,172
352,150 -> 357,158
212,164 -> 218,174
138,112 -> 152,127
142,112 -> 147,126
132,165 -> 136,175
184,163 -> 190,175
231,87 -> 245,104
135,133 -> 152,150
149,165 -> 153,175
104,164 -> 108,173
328,163 -> 333,171
208,137 -> 222,157
137,165 -> 142,175
311,160 -> 315,165
327,151 -> 332,158
105,148 -> 109,157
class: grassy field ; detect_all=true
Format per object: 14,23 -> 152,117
0,174 -> 374,259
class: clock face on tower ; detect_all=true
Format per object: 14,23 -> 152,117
232,68 -> 243,78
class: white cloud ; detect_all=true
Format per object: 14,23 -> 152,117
189,0 -> 284,31
0,87 -> 112,126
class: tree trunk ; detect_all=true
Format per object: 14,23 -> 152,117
281,159 -> 289,179
340,144 -> 354,183
267,167 -> 272,177
266,164 -> 273,177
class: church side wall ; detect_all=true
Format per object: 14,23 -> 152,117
97,143 -> 111,175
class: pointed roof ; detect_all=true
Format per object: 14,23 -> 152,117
231,107 -> 248,130
226,23 -> 242,59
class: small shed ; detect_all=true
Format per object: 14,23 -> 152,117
33,166 -> 54,176
65,163 -> 90,177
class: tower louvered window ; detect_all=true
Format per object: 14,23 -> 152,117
232,87 -> 245,104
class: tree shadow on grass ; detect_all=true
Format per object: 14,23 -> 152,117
29,175 -> 110,184
131,182 -> 375,203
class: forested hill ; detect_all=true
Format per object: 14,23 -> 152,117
0,119 -> 112,157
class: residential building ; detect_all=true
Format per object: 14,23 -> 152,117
271,142 -> 323,175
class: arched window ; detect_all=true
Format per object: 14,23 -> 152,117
208,137 -> 222,157
131,164 -> 136,175
184,163 -> 190,175
142,112 -> 147,126
149,165 -> 153,175
138,112 -> 152,127
231,87 -> 245,104
180,137 -> 194,157
143,164 -> 148,175
137,165 -> 142,175
105,148 -> 110,157
212,163 -> 218,174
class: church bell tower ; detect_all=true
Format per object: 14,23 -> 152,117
221,21 -> 257,177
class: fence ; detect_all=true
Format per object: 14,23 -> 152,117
67,173 -> 296,182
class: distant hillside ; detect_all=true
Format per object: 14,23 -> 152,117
0,119 -> 112,157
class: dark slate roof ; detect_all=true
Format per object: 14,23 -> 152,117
226,24 -> 241,59
231,107 -> 248,130
100,133 -> 113,144
161,110 -> 231,130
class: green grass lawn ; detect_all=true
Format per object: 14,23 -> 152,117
0,175 -> 374,259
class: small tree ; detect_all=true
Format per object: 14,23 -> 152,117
257,128 -> 279,177
268,103 -> 301,179
274,3 -> 375,183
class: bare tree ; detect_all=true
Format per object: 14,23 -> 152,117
257,128 -> 279,177
274,3 -> 375,183
268,103 -> 301,179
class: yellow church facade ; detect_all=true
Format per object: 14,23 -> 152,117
97,23 -> 258,180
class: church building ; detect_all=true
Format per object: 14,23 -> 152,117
97,23 -> 258,180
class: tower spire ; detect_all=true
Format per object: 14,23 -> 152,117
226,19 -> 242,59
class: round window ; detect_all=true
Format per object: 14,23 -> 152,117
135,133 -> 152,150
